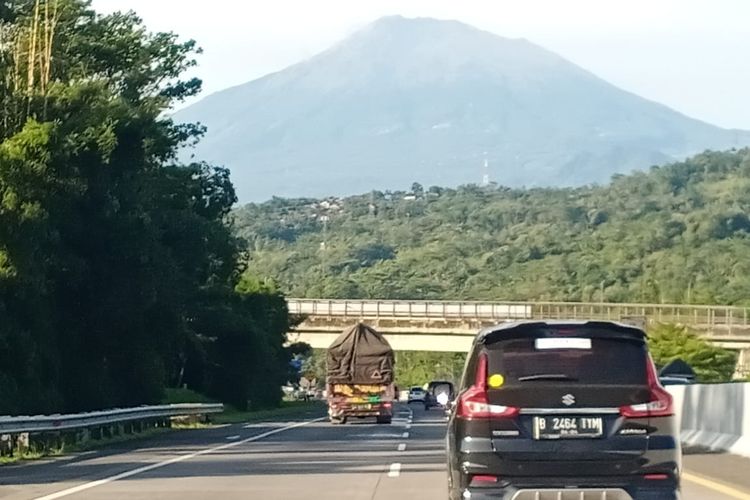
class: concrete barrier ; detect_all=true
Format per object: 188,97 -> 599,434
667,383 -> 750,458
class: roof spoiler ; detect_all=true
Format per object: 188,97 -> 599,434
479,320 -> 647,345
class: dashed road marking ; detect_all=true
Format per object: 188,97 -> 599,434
402,432 -> 409,439
398,443 -> 407,451
225,435 -> 240,440
387,462 -> 401,478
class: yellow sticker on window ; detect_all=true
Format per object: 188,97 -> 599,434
488,374 -> 505,388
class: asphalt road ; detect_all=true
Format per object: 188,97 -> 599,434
2,404 -> 749,500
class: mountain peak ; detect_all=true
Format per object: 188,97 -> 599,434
366,15 -> 471,30
176,17 -> 750,202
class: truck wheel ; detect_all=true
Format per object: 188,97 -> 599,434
376,416 -> 392,424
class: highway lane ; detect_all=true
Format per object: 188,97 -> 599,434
2,405 -> 749,500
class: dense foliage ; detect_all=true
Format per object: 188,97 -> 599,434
0,0 -> 293,414
648,324 -> 738,382
236,149 -> 750,306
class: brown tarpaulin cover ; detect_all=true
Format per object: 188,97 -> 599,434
326,323 -> 394,384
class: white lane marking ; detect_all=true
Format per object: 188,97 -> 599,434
405,423 -> 411,430
387,462 -> 401,478
33,417 -> 325,500
402,432 -> 409,439
683,472 -> 750,500
397,443 -> 407,451
225,435 -> 240,440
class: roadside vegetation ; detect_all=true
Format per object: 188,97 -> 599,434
0,1 -> 298,416
648,324 -> 738,382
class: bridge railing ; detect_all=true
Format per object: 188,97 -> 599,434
287,298 -> 750,331
288,299 -> 532,319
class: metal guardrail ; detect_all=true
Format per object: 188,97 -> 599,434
0,403 -> 224,435
287,298 -> 750,331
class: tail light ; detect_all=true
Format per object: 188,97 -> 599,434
456,353 -> 519,419
620,354 -> 674,418
470,475 -> 499,486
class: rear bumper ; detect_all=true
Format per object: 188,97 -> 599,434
459,486 -> 678,500
335,410 -> 390,417
329,407 -> 392,418
455,473 -> 679,500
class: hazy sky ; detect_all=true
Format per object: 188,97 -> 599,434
92,0 -> 750,129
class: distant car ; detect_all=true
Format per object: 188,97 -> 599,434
424,380 -> 455,410
407,386 -> 426,403
447,320 -> 680,500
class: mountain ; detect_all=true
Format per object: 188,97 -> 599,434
175,16 -> 750,201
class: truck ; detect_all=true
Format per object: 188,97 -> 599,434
326,323 -> 395,425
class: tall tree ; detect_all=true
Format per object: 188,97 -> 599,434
0,0 -> 294,414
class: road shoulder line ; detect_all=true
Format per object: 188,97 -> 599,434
684,471 -> 750,500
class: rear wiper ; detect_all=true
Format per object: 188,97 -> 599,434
517,373 -> 578,382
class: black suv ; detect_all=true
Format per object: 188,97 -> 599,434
446,321 -> 680,500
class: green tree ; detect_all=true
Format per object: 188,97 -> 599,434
0,0 -> 295,414
648,324 -> 738,382
395,352 -> 466,388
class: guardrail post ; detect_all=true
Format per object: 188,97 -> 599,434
15,433 -> 29,456
0,433 -> 10,457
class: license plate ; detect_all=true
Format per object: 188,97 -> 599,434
533,416 -> 603,439
353,404 -> 372,410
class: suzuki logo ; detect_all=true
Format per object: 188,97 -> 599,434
562,394 -> 576,406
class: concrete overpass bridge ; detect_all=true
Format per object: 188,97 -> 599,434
285,298 -> 750,374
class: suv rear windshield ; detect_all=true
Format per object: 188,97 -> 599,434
486,336 -> 647,386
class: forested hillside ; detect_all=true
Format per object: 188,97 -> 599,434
235,149 -> 750,306
0,1 -> 293,415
